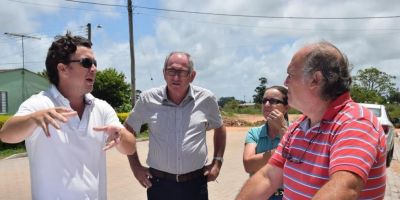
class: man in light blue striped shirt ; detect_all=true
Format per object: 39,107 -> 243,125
125,51 -> 226,200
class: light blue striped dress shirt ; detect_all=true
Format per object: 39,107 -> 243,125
126,85 -> 223,174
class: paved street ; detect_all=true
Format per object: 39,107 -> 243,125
0,127 -> 399,200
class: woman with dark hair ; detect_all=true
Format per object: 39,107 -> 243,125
242,85 -> 288,200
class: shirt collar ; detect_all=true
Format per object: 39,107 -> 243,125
162,84 -> 194,104
321,92 -> 353,121
48,84 -> 95,105
291,92 -> 352,129
260,123 -> 283,140
84,93 -> 95,105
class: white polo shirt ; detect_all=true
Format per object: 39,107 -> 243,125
16,85 -> 121,200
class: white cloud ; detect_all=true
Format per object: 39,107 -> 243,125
1,0 -> 400,101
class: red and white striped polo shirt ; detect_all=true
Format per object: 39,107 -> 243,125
269,92 -> 386,200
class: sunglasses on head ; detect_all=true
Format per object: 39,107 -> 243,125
282,121 -> 323,164
68,58 -> 97,68
262,98 -> 285,105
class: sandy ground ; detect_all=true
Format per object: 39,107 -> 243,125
1,114 -> 399,200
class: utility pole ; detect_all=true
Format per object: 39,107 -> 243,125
128,0 -> 136,107
4,32 -> 40,101
86,23 -> 91,42
65,0 -> 136,106
85,23 -> 102,42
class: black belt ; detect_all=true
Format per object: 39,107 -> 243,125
149,167 -> 204,183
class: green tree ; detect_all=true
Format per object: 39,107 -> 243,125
118,89 -> 142,112
92,68 -> 131,112
224,99 -> 240,110
253,77 -> 267,104
350,85 -> 384,104
353,67 -> 396,99
218,97 -> 236,107
387,89 -> 400,104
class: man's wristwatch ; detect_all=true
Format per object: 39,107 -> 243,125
213,157 -> 224,163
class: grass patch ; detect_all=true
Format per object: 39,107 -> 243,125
221,105 -> 262,115
136,131 -> 149,140
0,147 -> 26,159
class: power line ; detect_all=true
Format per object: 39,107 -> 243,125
135,6 -> 400,20
137,12 -> 400,32
64,0 -> 400,20
7,0 -> 123,13
67,0 -> 137,107
7,0 -> 400,20
65,0 -> 125,7
0,61 -> 42,65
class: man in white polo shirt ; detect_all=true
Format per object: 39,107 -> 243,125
125,51 -> 226,200
0,32 -> 136,200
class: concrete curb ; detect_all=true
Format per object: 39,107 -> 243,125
4,152 -> 28,160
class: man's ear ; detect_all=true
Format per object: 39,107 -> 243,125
310,71 -> 324,87
189,70 -> 196,82
57,63 -> 68,78
162,68 -> 167,81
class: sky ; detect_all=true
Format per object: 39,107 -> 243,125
0,0 -> 400,102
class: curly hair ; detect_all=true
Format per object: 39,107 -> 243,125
45,32 -> 92,86
303,41 -> 352,101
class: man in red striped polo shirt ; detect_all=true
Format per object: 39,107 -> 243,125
236,41 -> 386,200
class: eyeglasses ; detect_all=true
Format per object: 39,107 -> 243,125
165,69 -> 190,77
262,98 -> 285,105
68,58 -> 97,68
282,122 -> 322,164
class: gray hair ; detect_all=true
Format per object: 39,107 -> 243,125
302,41 -> 352,100
163,51 -> 194,72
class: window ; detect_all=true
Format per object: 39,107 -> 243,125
367,107 -> 381,117
0,91 -> 7,114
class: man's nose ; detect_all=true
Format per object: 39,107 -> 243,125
172,73 -> 181,79
90,64 -> 97,72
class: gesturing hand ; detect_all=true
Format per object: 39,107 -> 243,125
33,107 -> 77,137
93,125 -> 123,151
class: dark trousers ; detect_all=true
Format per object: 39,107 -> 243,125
268,188 -> 284,200
147,175 -> 208,200
268,194 -> 283,200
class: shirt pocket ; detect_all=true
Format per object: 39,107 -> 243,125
188,111 -> 208,133
148,111 -> 171,142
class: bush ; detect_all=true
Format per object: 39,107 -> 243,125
385,104 -> 400,128
117,112 -> 129,123
221,104 -> 261,115
288,108 -> 302,114
0,115 -> 10,127
117,112 -> 148,134
386,104 -> 400,119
